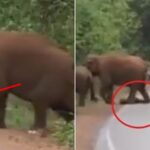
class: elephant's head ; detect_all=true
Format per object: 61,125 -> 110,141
84,54 -> 100,76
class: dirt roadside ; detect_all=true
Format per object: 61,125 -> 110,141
76,101 -> 112,150
0,129 -> 67,150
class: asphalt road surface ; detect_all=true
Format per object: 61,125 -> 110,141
76,85 -> 150,150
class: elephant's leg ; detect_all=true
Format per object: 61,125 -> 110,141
100,87 -> 107,101
89,79 -> 98,102
120,86 -> 137,104
105,85 -> 113,104
138,84 -> 150,103
100,86 -> 112,104
101,85 -> 113,104
32,102 -> 47,130
0,93 -> 8,128
99,74 -> 112,103
78,93 -> 86,107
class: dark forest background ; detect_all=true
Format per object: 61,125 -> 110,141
77,0 -> 150,62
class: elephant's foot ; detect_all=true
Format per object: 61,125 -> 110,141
104,96 -> 112,104
120,99 -> 134,104
29,122 -> 48,137
140,100 -> 150,104
78,95 -> 86,107
31,117 -> 46,132
105,99 -> 111,104
79,104 -> 85,107
91,96 -> 99,102
78,101 -> 85,107
28,128 -> 49,137
31,123 -> 46,131
40,128 -> 50,137
143,98 -> 150,104
134,98 -> 147,103
120,98 -> 144,105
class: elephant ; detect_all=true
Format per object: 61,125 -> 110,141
76,65 -> 98,106
84,53 -> 150,104
0,31 -> 74,130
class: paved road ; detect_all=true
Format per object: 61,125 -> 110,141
76,101 -> 112,150
76,85 -> 150,150
95,104 -> 150,150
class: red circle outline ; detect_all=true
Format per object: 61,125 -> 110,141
111,80 -> 150,129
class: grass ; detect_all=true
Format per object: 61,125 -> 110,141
6,97 -> 33,129
52,120 -> 74,148
5,94 -> 74,149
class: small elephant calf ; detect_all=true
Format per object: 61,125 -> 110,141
76,65 -> 98,106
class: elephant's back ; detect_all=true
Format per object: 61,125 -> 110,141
100,55 -> 147,84
126,55 -> 146,66
0,31 -> 73,96
101,55 -> 146,69
0,31 -> 73,72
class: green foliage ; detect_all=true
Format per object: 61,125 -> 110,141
6,99 -> 33,129
76,0 -> 140,61
52,121 -> 74,148
0,0 -> 74,50
128,0 -> 150,59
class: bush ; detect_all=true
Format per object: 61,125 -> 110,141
0,0 -> 74,50
76,0 -> 140,62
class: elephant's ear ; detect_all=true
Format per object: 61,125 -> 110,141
85,56 -> 99,76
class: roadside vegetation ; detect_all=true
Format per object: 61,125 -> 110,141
77,0 -> 150,62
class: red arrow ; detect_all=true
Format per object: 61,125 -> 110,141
0,83 -> 22,92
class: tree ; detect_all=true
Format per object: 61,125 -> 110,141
0,0 -> 74,51
76,0 -> 140,62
